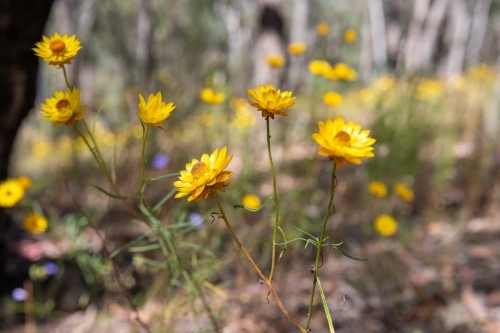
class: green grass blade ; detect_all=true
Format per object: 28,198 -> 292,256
317,277 -> 335,333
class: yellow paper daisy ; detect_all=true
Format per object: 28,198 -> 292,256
266,55 -> 286,68
395,183 -> 414,202
33,33 -> 82,66
312,116 -> 376,168
173,147 -> 233,202
287,42 -> 307,55
309,60 -> 330,76
138,92 -> 175,127
17,176 -> 32,190
374,215 -> 397,236
200,88 -> 225,104
0,179 -> 25,208
322,91 -> 343,107
368,181 -> 388,198
317,22 -> 329,36
40,88 -> 86,127
344,29 -> 357,43
325,63 -> 357,81
247,84 -> 296,119
23,213 -> 48,234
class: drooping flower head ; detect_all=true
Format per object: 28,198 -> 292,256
287,42 -> 307,55
242,194 -> 261,209
0,179 -> 25,207
200,88 -> 225,104
23,213 -> 48,234
174,147 -> 233,202
312,116 -> 376,168
40,88 -> 86,127
374,215 -> 397,236
266,55 -> 286,68
247,84 -> 296,119
33,33 -> 82,66
138,92 -> 175,127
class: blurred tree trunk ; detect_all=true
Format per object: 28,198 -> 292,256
0,0 -> 54,181
443,0 -> 471,77
288,0 -> 308,91
367,0 -> 388,75
405,0 -> 430,73
465,0 -> 491,68
420,0 -> 449,71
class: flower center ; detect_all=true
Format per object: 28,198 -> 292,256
334,131 -> 351,146
49,39 -> 66,53
191,162 -> 209,178
56,99 -> 71,111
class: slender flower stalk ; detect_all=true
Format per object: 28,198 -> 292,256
214,192 -> 306,333
306,162 -> 337,331
140,126 -> 151,187
62,65 -> 71,89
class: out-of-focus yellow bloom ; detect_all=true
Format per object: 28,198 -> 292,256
287,42 -> 307,55
374,76 -> 394,91
359,88 -> 377,104
33,33 -> 82,66
368,181 -> 387,198
40,88 -> 86,127
201,113 -> 215,127
309,60 -> 330,76
266,55 -> 286,68
173,147 -> 233,202
247,84 -> 296,119
312,116 -> 376,168
466,63 -> 497,83
317,22 -> 329,36
200,88 -> 225,104
374,215 -> 397,236
23,213 -> 48,234
0,179 -> 25,207
32,141 -> 52,158
394,183 -> 414,202
242,194 -> 261,209
17,176 -> 32,190
322,91 -> 343,107
138,92 -> 175,127
325,63 -> 357,81
415,79 -> 443,101
132,125 -> 143,139
231,98 -> 256,129
344,29 -> 357,43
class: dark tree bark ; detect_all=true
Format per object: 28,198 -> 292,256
0,0 -> 55,181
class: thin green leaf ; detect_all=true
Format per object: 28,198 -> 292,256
331,244 -> 367,261
278,226 -> 287,261
233,196 -> 274,212
147,173 -> 180,182
92,185 -> 136,200
317,277 -> 336,333
109,230 -> 153,258
129,243 -> 161,253
295,227 -> 319,241
153,188 -> 177,212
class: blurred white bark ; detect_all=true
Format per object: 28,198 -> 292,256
288,0 -> 308,90
420,0 -> 449,70
444,0 -> 471,77
360,4 -> 372,83
466,0 -> 492,68
367,0 -> 387,73
405,0 -> 430,72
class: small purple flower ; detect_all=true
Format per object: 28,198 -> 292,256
151,153 -> 170,170
190,213 -> 204,229
43,261 -> 58,276
12,288 -> 27,302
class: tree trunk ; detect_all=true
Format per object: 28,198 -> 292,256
465,0 -> 491,68
367,0 -> 388,75
444,0 -> 471,77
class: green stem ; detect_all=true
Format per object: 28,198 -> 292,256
62,65 -> 71,89
214,192 -> 306,333
140,125 -> 150,190
305,162 -> 337,331
266,116 -> 280,282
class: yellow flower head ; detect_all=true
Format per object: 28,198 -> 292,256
344,29 -> 357,43
200,88 -> 225,104
374,76 -> 395,91
40,88 -> 86,127
287,42 -> 307,55
415,79 -> 443,101
17,176 -> 32,190
394,183 -> 414,202
368,181 -> 388,198
138,92 -> 175,127
23,213 -> 48,234
312,116 -> 376,168
33,33 -> 82,66
266,55 -> 286,68
325,63 -> 357,81
323,91 -> 343,107
231,98 -> 256,129
247,84 -> 296,119
374,215 -> 397,236
317,22 -> 329,36
309,60 -> 330,76
0,179 -> 25,208
174,147 -> 233,202
242,194 -> 261,209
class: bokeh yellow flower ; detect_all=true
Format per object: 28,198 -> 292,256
325,63 -> 357,81
138,92 -> 175,127
415,79 -> 443,101
374,215 -> 397,236
287,42 -> 307,55
33,33 -> 82,66
344,29 -> 357,43
368,181 -> 388,198
17,176 -> 32,190
200,88 -> 225,104
317,22 -> 329,36
40,88 -> 86,127
309,60 -> 330,76
0,179 -> 25,207
322,91 -> 343,107
231,98 -> 256,129
266,55 -> 286,68
174,147 -> 233,202
23,213 -> 48,234
242,194 -> 261,209
312,116 -> 376,168
394,183 -> 414,202
247,84 -> 296,119
374,76 -> 395,91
